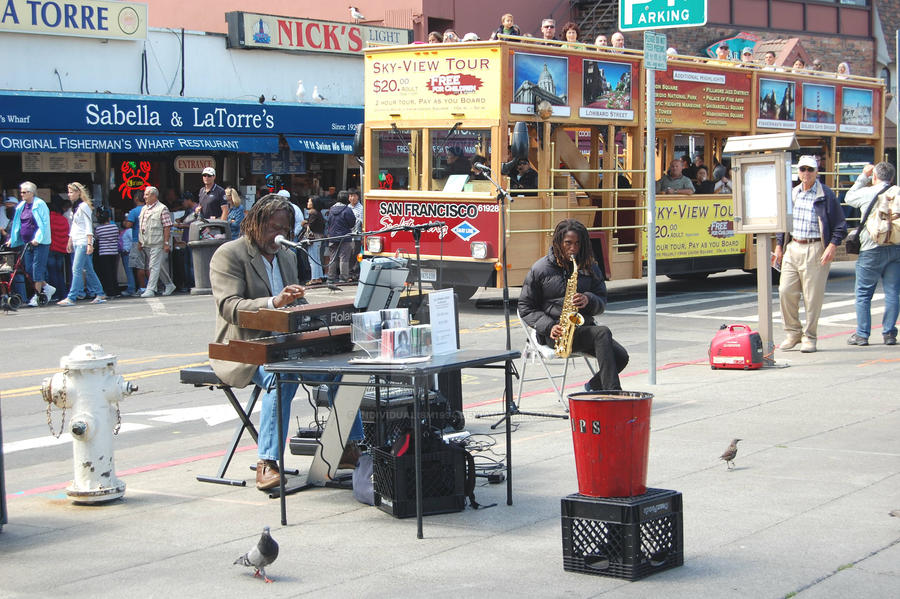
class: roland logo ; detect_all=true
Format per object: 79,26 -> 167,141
330,310 -> 352,323
572,419 -> 601,435
642,501 -> 669,516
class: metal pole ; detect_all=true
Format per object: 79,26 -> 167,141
646,68 -> 657,385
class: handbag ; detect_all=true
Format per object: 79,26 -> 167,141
845,183 -> 889,255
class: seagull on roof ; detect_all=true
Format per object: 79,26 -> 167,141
349,6 -> 365,22
312,86 -> 326,103
295,80 -> 305,102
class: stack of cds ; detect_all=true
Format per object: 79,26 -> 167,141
352,308 -> 431,360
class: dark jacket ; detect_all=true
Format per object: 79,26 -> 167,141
307,198 -> 326,236
776,181 -> 847,248
511,167 -> 538,194
518,250 -> 608,345
490,24 -> 522,40
326,202 -> 356,242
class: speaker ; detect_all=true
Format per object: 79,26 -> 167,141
352,123 -> 365,158
510,122 -> 529,161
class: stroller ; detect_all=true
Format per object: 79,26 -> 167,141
0,248 -> 36,311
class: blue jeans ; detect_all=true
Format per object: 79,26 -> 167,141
67,244 -> 105,301
23,243 -> 49,284
308,239 -> 324,280
252,366 -> 363,462
47,251 -> 68,300
854,245 -> 900,339
121,251 -> 137,293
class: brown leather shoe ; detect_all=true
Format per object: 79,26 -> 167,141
338,442 -> 361,469
255,459 -> 281,490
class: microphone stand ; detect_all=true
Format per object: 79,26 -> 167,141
473,165 -> 566,429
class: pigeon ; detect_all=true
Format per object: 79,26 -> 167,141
720,438 -> 742,470
349,6 -> 365,22
234,526 -> 279,583
312,85 -> 326,103
326,282 -> 342,293
295,80 -> 305,102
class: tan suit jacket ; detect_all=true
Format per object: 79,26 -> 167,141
209,236 -> 299,388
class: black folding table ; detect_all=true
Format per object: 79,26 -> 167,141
266,348 -> 519,538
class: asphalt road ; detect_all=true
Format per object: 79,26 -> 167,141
2,263 -> 862,497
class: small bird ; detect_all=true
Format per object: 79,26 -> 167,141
312,85 -> 326,103
234,526 -> 279,583
720,438 -> 742,469
258,94 -> 265,104
349,6 -> 365,22
326,282 -> 342,293
295,80 -> 305,102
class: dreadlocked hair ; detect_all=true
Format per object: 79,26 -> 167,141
551,218 -> 597,276
241,193 -> 295,243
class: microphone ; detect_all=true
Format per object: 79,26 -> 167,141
473,162 -> 490,173
274,234 -> 308,249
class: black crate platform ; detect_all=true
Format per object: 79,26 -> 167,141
373,446 -> 465,519
561,489 -> 683,581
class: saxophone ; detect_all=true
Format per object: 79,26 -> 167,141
554,254 -> 585,358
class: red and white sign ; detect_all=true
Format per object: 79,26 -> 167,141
365,199 -> 500,258
227,12 -> 410,56
174,155 -> 215,174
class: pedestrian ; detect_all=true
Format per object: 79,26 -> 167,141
123,192 -> 147,295
47,198 -> 70,301
8,182 -> 54,306
94,208 -> 121,297
58,182 -> 106,306
348,189 -> 363,280
197,166 -> 228,220
843,162 -> 899,346
306,196 -> 326,285
325,190 -> 357,284
772,156 -> 847,353
226,187 -> 245,239
138,186 -> 176,297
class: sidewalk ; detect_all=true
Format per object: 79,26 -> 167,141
2,328 -> 899,598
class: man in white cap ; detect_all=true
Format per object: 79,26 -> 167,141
772,156 -> 847,353
197,166 -> 227,220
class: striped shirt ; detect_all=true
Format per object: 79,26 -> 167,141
95,223 -> 120,256
791,182 -> 820,240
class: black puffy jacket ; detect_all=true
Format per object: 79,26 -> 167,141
518,250 -> 608,344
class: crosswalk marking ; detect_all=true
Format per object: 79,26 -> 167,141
609,291 -> 884,328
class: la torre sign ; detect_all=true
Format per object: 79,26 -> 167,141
619,0 -> 707,31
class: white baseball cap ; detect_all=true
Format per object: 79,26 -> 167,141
797,155 -> 818,170
202,166 -> 216,176
276,189 -> 291,198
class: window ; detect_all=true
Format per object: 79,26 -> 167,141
428,128 -> 493,192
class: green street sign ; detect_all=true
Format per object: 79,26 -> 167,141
619,0 -> 707,32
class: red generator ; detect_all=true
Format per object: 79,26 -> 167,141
709,324 -> 764,370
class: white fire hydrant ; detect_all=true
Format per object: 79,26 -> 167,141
41,344 -> 137,504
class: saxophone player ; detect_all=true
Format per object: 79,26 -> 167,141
518,219 -> 629,392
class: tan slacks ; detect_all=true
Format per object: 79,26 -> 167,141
779,240 -> 831,342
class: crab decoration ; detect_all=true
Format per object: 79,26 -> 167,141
118,160 -> 152,200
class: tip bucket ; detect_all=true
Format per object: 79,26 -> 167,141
568,391 -> 653,498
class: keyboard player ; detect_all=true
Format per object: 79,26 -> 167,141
209,194 -> 363,490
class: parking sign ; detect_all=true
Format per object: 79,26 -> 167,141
619,0 -> 707,32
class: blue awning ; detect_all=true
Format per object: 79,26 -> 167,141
0,132 -> 280,153
286,136 -> 355,154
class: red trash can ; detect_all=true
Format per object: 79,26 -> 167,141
568,391 -> 653,498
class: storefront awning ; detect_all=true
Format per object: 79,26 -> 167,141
0,132 -> 280,154
286,136 -> 355,154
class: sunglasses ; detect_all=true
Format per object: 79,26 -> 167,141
202,173 -> 214,176
798,166 -> 815,172
543,25 -> 555,28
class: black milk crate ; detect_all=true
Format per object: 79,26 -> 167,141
360,389 -> 446,447
372,446 -> 465,519
561,488 -> 683,581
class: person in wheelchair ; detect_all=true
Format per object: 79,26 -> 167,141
518,219 -> 628,392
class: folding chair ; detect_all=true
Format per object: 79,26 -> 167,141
516,314 -> 596,414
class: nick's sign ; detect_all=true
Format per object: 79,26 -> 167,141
226,11 -> 410,56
